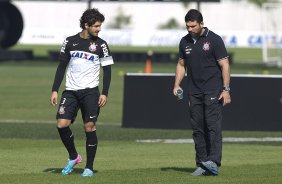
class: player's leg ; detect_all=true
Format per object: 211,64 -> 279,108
81,121 -> 97,177
189,93 -> 208,176
189,93 -> 208,164
56,90 -> 81,175
201,90 -> 223,175
79,88 -> 100,177
57,119 -> 78,160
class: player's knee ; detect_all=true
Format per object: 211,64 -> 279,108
84,122 -> 96,132
57,119 -> 71,128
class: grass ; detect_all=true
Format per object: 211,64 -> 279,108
2,122 -> 282,140
1,139 -> 282,184
1,46 -> 282,183
0,60 -> 282,124
1,123 -> 282,184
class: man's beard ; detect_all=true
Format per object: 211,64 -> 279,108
189,32 -> 200,39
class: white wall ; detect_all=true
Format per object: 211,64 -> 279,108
13,0 -> 282,47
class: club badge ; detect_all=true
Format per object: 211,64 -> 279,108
203,42 -> 210,51
89,42 -> 97,53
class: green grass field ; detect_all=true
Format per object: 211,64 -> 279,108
1,123 -> 282,184
1,46 -> 282,183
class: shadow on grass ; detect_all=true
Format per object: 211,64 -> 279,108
43,168 -> 98,174
161,167 -> 195,173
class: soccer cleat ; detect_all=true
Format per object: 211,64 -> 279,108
61,154 -> 82,175
191,167 -> 207,176
200,161 -> 218,175
81,168 -> 94,177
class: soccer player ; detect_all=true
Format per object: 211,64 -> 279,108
50,8 -> 113,177
173,9 -> 231,176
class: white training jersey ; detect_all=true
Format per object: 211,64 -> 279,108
59,33 -> 114,90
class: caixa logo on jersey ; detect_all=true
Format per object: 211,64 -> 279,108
71,51 -> 96,61
101,43 -> 109,57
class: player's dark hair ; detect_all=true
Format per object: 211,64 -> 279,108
185,9 -> 203,23
80,8 -> 105,29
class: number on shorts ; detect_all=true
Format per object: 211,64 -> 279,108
61,98 -> 66,105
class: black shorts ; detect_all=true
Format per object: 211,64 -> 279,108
56,87 -> 100,123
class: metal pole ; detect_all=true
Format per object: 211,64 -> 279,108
88,0 -> 91,9
196,0 -> 201,11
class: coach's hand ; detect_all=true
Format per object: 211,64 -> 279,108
173,86 -> 181,96
219,91 -> 231,106
50,91 -> 58,107
99,95 -> 107,107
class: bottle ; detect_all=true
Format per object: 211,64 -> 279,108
176,88 -> 183,100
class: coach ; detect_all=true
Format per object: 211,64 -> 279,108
173,9 -> 231,176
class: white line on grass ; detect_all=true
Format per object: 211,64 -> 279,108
126,73 -> 282,78
0,119 -> 55,124
0,119 -> 119,126
136,137 -> 282,143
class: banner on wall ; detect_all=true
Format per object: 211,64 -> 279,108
19,28 -> 282,48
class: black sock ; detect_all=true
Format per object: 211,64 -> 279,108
85,130 -> 98,171
57,127 -> 78,160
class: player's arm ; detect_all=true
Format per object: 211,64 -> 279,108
99,41 -> 114,108
213,35 -> 231,106
173,58 -> 186,96
101,65 -> 111,96
98,65 -> 111,107
50,38 -> 70,106
50,59 -> 69,106
218,58 -> 231,106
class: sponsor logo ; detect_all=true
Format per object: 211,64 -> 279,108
73,43 -> 79,46
60,39 -> 68,53
101,43 -> 109,57
210,97 -> 217,100
71,51 -> 96,61
203,42 -> 210,51
185,46 -> 192,54
90,115 -> 96,118
88,144 -> 97,147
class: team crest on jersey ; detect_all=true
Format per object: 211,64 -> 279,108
89,42 -> 97,53
58,105 -> 65,115
203,42 -> 210,51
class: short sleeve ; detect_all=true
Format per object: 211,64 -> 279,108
178,38 -> 185,60
213,35 -> 228,61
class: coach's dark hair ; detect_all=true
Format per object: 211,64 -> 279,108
80,8 -> 105,29
185,9 -> 203,23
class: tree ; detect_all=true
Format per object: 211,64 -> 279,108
248,0 -> 278,7
107,7 -> 131,29
158,18 -> 183,29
